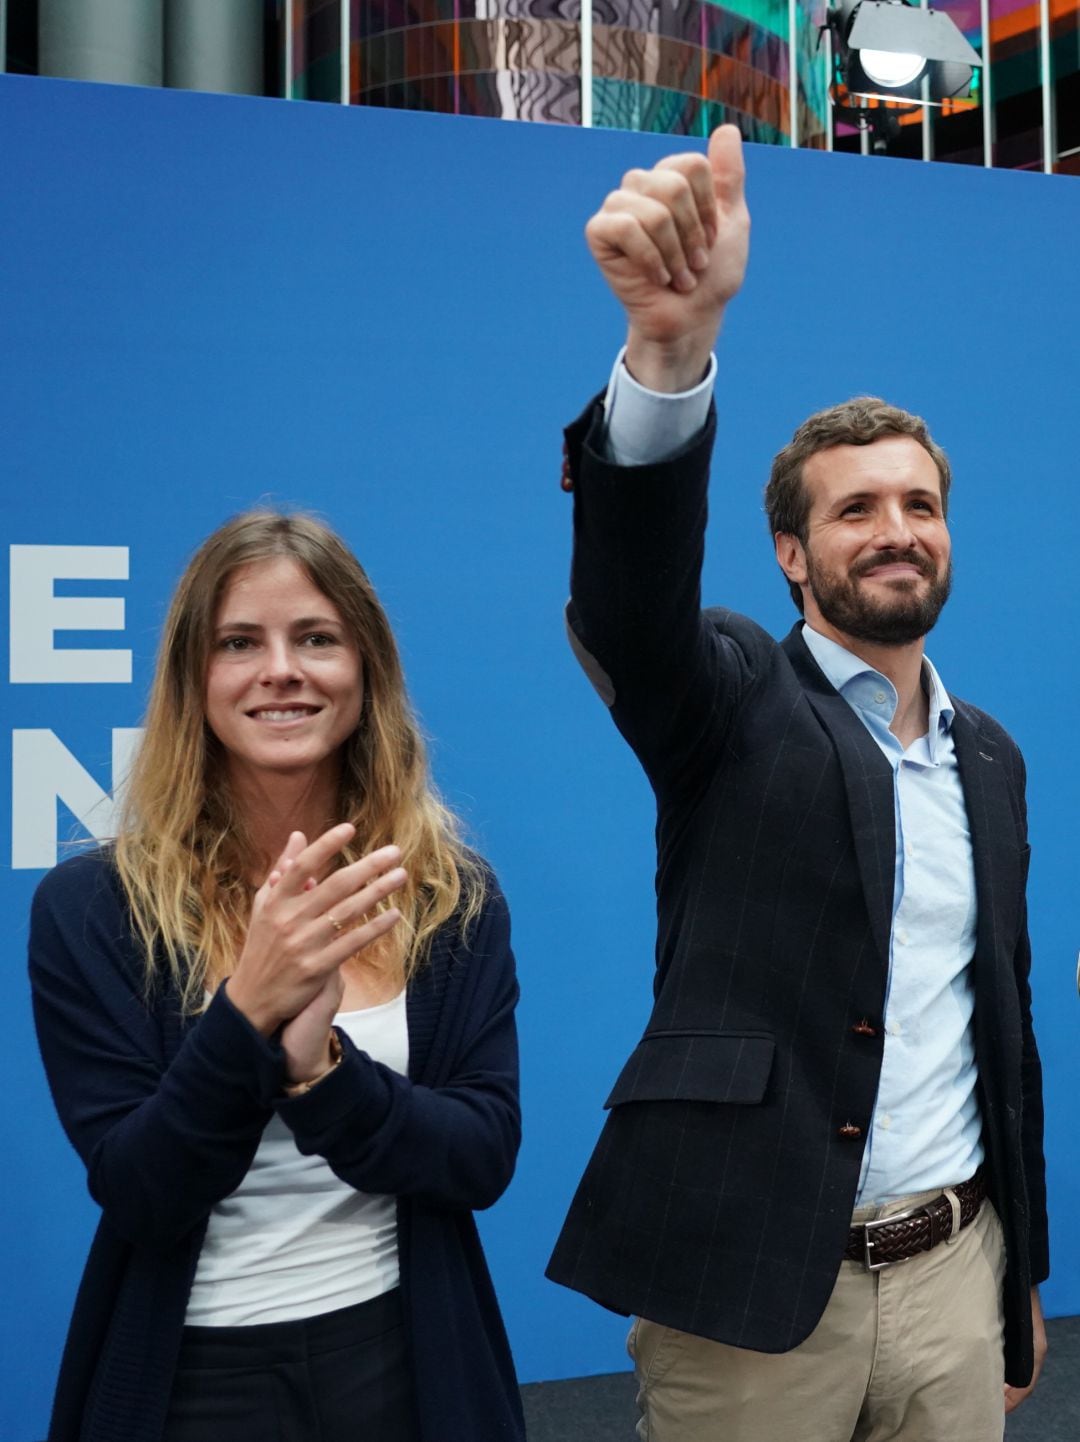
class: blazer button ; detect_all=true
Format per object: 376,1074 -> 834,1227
851,1019 -> 878,1038
838,1122 -> 863,1139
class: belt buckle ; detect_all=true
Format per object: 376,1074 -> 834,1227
862,1204 -> 921,1272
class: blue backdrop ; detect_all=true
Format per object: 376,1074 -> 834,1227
2,73 -> 1078,1441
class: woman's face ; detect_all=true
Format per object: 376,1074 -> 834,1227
205,557 -> 363,788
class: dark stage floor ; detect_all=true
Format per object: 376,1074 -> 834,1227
521,1315 -> 1080,1440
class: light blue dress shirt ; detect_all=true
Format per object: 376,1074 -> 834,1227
604,347 -> 715,466
800,627 -> 983,1204
605,356 -> 985,1205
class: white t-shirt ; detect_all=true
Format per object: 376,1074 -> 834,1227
185,990 -> 409,1326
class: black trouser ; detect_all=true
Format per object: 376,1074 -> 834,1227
163,1289 -> 420,1442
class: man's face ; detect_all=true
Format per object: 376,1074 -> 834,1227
777,436 -> 952,648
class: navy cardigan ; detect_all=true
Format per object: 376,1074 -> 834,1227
30,851 -> 525,1442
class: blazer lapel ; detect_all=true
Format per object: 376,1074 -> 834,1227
781,626 -> 896,970
949,702 -> 1020,974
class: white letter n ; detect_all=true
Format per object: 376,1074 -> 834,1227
11,729 -> 143,870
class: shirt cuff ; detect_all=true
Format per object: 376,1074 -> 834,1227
602,345 -> 716,468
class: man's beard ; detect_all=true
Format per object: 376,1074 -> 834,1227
805,547 -> 952,647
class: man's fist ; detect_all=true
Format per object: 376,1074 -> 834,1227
585,125 -> 750,391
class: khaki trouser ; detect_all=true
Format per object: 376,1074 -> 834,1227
629,1189 -> 1006,1442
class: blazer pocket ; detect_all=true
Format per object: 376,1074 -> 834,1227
603,1030 -> 775,1109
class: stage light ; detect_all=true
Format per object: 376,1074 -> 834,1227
827,0 -> 983,108
858,48 -> 926,89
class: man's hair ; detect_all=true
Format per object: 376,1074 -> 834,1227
764,396 -> 952,612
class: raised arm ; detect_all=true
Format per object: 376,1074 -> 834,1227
567,128 -> 762,797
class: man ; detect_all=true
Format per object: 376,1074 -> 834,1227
547,127 -> 1048,1440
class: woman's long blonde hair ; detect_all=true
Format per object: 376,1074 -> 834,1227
114,510 -> 484,1013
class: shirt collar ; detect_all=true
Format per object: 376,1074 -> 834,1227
801,623 -> 954,736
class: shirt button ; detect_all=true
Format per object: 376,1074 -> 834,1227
880,1114 -> 892,1130
838,1122 -> 863,1140
888,1021 -> 903,1037
874,691 -> 887,704
896,929 -> 909,945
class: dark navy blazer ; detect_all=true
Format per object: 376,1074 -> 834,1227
547,400 -> 1048,1388
31,851 -> 525,1442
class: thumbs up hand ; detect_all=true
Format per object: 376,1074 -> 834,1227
585,126 -> 750,392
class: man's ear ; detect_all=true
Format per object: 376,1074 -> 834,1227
775,532 -> 808,588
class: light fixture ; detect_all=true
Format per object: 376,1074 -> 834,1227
826,0 -> 983,114
858,48 -> 926,89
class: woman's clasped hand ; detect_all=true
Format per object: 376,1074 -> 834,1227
229,825 -> 405,1035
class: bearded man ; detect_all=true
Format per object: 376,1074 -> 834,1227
547,126 -> 1048,1442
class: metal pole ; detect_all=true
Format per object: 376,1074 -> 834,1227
580,0 -> 593,127
920,76 -> 932,159
39,0 -> 164,86
980,0 -> 993,166
788,0 -> 799,147
824,25 -> 834,150
920,0 -> 932,161
341,0 -> 349,103
1039,0 -> 1055,172
164,1 -> 263,95
285,0 -> 294,99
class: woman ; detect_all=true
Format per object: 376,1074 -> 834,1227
29,512 -> 524,1442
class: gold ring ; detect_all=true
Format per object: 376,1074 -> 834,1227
327,913 -> 345,935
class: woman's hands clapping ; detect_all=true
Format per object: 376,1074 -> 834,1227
225,824 -> 406,1071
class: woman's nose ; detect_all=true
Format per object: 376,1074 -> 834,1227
258,638 -> 299,685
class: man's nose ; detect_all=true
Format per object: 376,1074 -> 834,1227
872,503 -> 916,550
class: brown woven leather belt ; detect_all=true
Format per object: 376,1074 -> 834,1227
845,1169 -> 986,1272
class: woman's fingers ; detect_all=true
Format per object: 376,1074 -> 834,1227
315,862 -> 408,953
306,846 -> 404,914
265,830 -> 307,884
231,839 -> 406,1033
271,822 -> 357,898
331,904 -> 403,962
256,834 -> 404,947
271,843 -> 406,967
